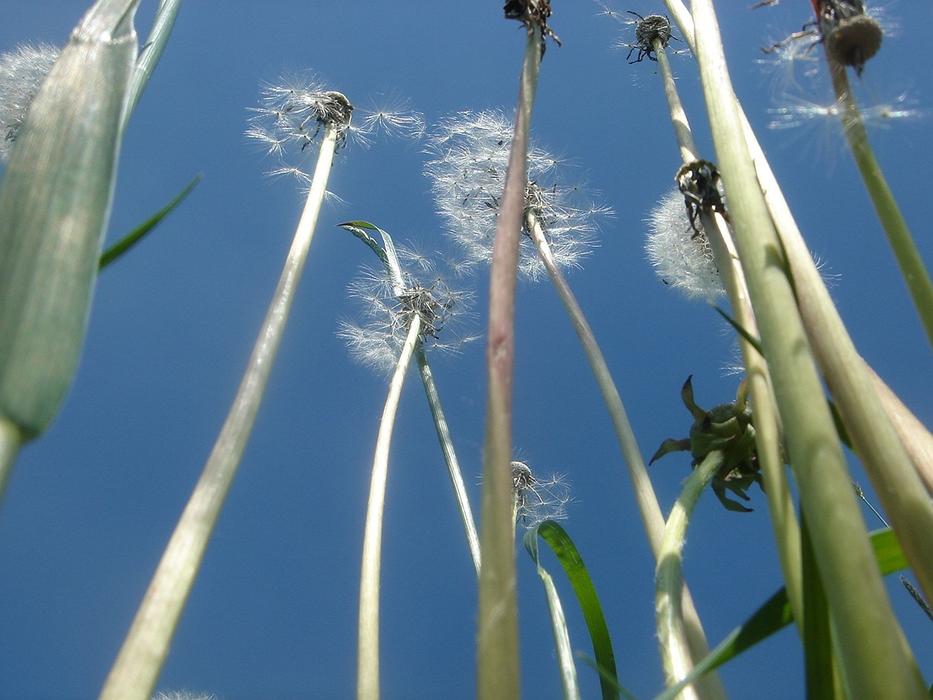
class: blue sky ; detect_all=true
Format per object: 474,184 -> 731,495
0,1 -> 931,699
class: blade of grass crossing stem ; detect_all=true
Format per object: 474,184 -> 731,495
654,527 -> 909,700
99,174 -> 201,270
523,526 -> 581,700
478,23 -> 541,700
0,0 -> 138,441
524,521 -> 619,700
99,125 -> 340,700
801,514 -> 841,700
688,2 -> 925,696
338,220 -> 481,576
357,316 -> 422,700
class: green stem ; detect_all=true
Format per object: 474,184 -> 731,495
826,60 -> 933,346
655,450 -> 723,699
654,39 -> 803,630
526,212 -> 725,699
415,350 -> 482,576
121,0 -> 182,129
357,316 -> 422,700
0,418 -> 23,505
477,25 -> 541,700
99,125 -> 340,700
688,2 -> 925,697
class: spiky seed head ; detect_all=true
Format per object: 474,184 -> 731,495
510,460 -> 572,528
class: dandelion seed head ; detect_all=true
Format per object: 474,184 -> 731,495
0,42 -> 59,162
425,109 -> 608,281
510,460 -> 573,528
339,247 -> 475,376
645,188 -> 724,301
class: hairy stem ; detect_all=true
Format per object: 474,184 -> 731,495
357,316 -> 422,700
99,125 -> 339,700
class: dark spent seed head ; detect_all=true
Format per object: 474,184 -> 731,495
824,14 -> 882,74
320,91 -> 353,128
634,14 -> 672,50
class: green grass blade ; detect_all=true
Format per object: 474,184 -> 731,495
525,521 -> 619,700
524,525 -> 581,700
99,174 -> 200,270
653,527 -> 908,700
122,0 -> 182,125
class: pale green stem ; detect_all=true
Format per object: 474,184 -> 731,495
655,450 -> 723,700
357,315 -> 422,700
526,213 -> 726,700
654,39 -> 803,628
477,25 -> 541,700
99,125 -> 340,700
121,0 -> 182,129
688,2 -> 925,697
0,418 -> 23,505
826,59 -> 933,346
415,350 -> 481,576
533,554 -> 580,700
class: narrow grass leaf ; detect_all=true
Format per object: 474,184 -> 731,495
524,525 -> 581,700
99,174 -> 200,270
525,520 -> 619,700
0,0 -> 139,436
123,0 -> 182,125
654,527 -> 908,700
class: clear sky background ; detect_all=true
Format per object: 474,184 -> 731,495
1,1 -> 931,699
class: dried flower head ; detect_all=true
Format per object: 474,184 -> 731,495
511,460 -> 573,528
338,247 -> 474,375
247,76 -> 424,183
625,11 -> 674,63
425,109 -> 609,281
645,188 -> 724,301
0,43 -> 59,162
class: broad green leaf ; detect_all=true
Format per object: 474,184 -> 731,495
99,174 -> 201,269
0,0 -> 139,436
525,520 -> 619,700
654,527 -> 907,700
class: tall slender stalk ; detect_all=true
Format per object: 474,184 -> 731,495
416,352 -> 482,576
526,211 -> 725,700
357,316 -> 422,700
655,450 -> 723,700
477,23 -> 541,700
99,124 -> 340,700
654,38 -> 803,629
688,2 -> 925,696
825,59 -> 933,345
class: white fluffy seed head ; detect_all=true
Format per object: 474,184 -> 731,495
0,43 -> 60,162
510,460 -> 573,528
425,109 -> 609,281
645,188 -> 724,301
338,247 -> 476,376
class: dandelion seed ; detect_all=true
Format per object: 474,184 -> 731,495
768,91 -> 924,131
356,94 -> 426,140
338,247 -> 475,376
510,460 -> 573,528
151,692 -> 218,700
0,43 -> 59,162
645,188 -> 724,301
425,109 -> 609,281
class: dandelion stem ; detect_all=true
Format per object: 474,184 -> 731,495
653,39 -> 802,632
826,59 -> 933,346
655,449 -> 723,700
526,212 -> 725,700
688,1 -> 926,696
99,124 -> 340,700
478,23 -> 541,700
415,350 -> 482,576
0,418 -> 23,504
357,315 -> 422,700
